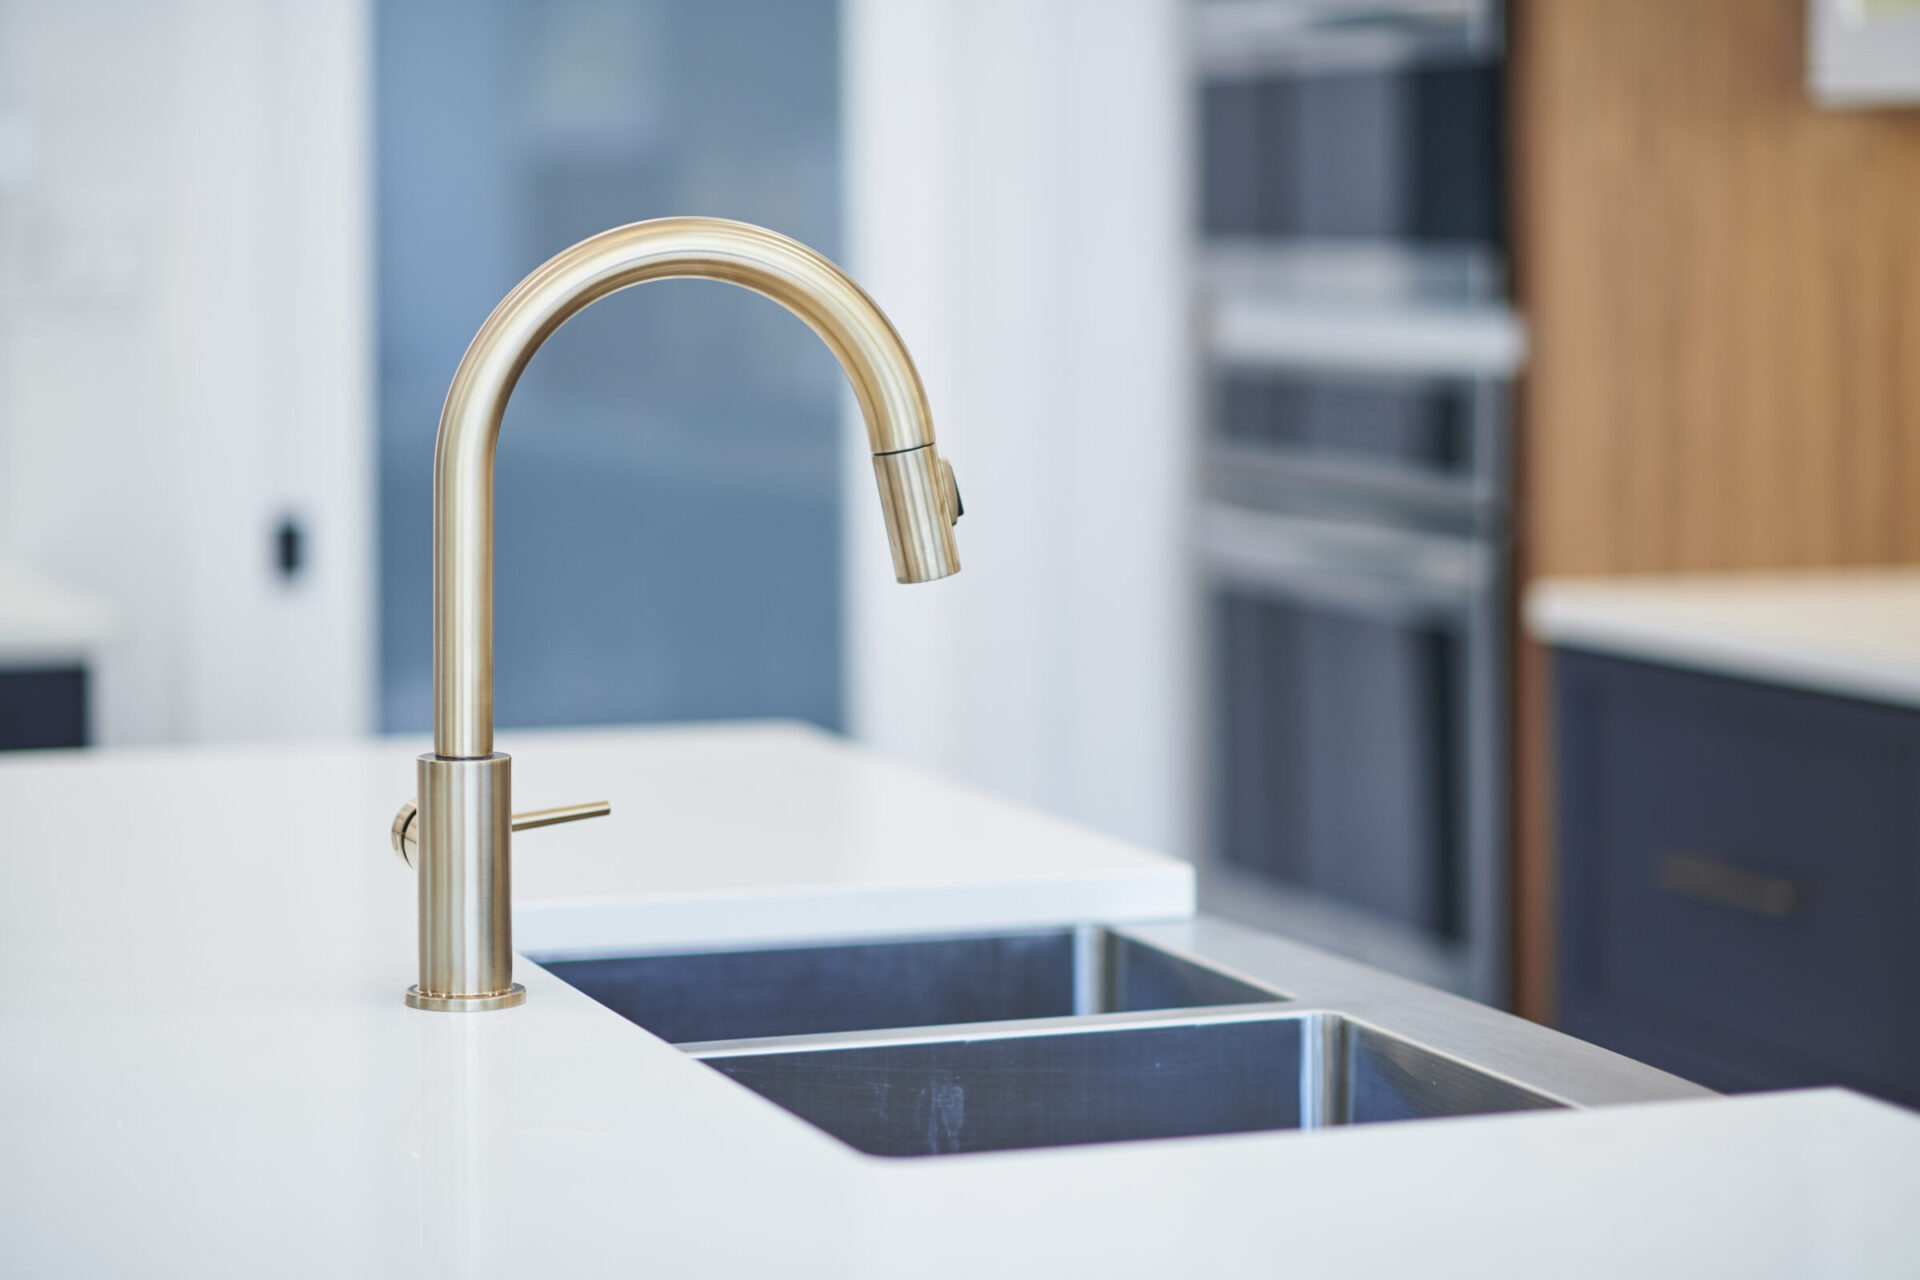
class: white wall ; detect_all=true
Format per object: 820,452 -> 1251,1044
843,0 -> 1197,858
0,0 -> 373,745
0,0 -> 1190,817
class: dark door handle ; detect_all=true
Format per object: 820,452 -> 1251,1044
1653,850 -> 1806,919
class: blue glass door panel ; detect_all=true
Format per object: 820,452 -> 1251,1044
376,0 -> 842,732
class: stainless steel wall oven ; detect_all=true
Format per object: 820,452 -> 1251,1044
1196,0 -> 1507,303
1191,0 -> 1517,1003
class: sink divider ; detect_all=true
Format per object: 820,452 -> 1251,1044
678,1001 -> 1314,1062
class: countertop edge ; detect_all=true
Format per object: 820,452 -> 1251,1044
1526,573 -> 1920,709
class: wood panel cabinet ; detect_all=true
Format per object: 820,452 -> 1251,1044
1510,0 -> 1920,1019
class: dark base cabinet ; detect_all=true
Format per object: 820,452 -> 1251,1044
1556,650 -> 1920,1108
0,667 -> 88,751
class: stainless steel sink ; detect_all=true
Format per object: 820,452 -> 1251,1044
533,927 -> 1282,1045
532,916 -> 1713,1158
691,1011 -> 1564,1157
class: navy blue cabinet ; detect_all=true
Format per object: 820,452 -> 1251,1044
1556,650 -> 1920,1106
0,667 -> 88,751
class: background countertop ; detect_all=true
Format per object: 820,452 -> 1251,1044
1527,567 -> 1920,706
0,563 -> 114,667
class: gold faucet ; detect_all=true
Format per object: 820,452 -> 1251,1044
395,218 -> 962,1011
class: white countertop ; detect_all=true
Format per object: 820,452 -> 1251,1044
2,722 -> 1917,1276
504,722 -> 1190,953
0,562 -> 113,666
1528,567 -> 1920,707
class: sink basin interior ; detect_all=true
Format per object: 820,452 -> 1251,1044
695,1013 -> 1566,1157
535,927 -> 1281,1045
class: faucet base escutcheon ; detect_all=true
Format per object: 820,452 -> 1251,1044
405,985 -> 526,1012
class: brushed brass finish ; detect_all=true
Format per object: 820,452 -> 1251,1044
872,445 -> 962,582
391,798 -> 611,869
405,985 -> 526,1012
511,800 -> 613,832
391,801 -> 417,867
415,754 -> 514,1003
402,217 -> 963,1010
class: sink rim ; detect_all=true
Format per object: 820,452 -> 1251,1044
686,1004 -> 1580,1113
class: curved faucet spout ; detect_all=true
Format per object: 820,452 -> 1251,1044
432,217 -> 961,760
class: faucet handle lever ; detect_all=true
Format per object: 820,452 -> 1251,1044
391,798 -> 611,869
510,800 -> 612,831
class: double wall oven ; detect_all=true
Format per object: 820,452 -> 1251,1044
1190,0 -> 1519,1003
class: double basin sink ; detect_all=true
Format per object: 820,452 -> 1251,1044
532,919 -> 1708,1158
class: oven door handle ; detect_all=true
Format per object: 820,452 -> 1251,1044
1196,504 -> 1492,612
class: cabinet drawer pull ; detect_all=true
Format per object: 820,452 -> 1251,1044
1653,851 -> 1805,919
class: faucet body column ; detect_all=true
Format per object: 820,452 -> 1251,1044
409,754 -> 517,1010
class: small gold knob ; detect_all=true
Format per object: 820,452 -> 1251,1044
391,800 -> 418,865
391,798 -> 612,869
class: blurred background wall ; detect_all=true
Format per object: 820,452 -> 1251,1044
0,0 -> 371,745
842,0 -> 1192,857
0,0 -> 1193,855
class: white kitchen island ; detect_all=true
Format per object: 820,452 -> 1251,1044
1,722 -> 1915,1277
